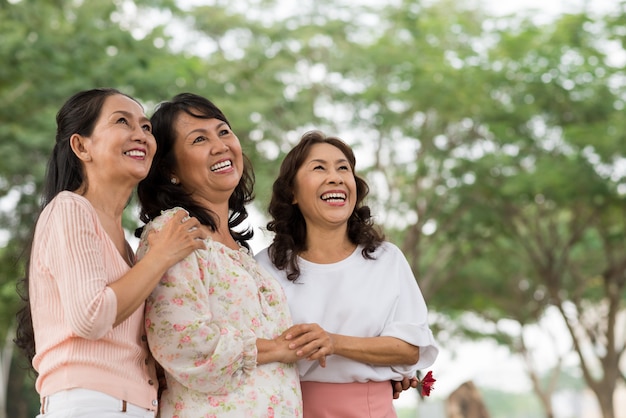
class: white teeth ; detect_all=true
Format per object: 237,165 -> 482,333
321,192 -> 346,201
124,150 -> 145,157
211,160 -> 232,171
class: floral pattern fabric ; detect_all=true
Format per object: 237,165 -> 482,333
137,208 -> 302,418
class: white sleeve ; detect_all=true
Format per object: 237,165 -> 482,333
379,244 -> 439,373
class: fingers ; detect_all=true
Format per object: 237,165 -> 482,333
286,323 -> 327,348
282,323 -> 316,340
148,211 -> 207,261
171,209 -> 191,225
170,211 -> 206,241
180,216 -> 206,251
390,377 -> 417,399
392,385 -> 401,399
281,323 -> 333,366
292,331 -> 331,356
391,380 -> 404,399
317,353 -> 327,368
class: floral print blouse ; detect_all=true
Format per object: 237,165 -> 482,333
136,208 -> 302,418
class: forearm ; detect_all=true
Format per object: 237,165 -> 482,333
331,335 -> 420,366
109,251 -> 174,326
112,209 -> 206,326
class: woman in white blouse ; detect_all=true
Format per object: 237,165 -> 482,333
255,130 -> 439,417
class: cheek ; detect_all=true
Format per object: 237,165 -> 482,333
237,154 -> 245,171
148,144 -> 157,160
349,182 -> 359,204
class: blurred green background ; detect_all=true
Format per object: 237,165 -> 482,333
1,0 -> 625,417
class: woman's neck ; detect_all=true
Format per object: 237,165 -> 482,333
78,186 -> 131,221
300,226 -> 356,264
77,186 -> 134,266
202,202 -> 240,251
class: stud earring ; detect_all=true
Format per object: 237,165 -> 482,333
170,177 -> 178,185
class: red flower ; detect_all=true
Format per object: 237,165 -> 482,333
419,371 -> 436,397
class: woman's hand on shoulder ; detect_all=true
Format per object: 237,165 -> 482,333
283,323 -> 334,367
145,210 -> 207,265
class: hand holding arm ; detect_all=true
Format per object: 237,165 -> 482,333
255,337 -> 298,365
257,323 -> 334,367
285,323 -> 334,367
279,324 -> 420,368
110,210 -> 207,325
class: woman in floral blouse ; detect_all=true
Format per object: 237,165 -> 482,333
135,93 -> 329,417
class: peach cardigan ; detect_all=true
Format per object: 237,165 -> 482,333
29,191 -> 158,411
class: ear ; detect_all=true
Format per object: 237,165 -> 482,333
69,133 -> 92,162
291,187 -> 298,204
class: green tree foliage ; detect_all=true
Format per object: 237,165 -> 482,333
0,0 -> 182,343
2,0 -> 626,417
0,0 -> 213,415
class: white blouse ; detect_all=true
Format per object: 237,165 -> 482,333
256,241 -> 438,383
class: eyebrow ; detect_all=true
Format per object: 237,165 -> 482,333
184,121 -> 229,139
309,158 -> 350,164
307,158 -> 350,165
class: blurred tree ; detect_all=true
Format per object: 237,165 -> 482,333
2,0 -> 626,417
0,0 -> 205,416
458,9 -> 626,418
271,0 -> 626,417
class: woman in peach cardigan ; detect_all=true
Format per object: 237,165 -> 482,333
14,88 -> 206,417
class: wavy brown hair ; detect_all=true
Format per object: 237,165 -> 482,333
136,93 -> 255,247
265,130 -> 384,281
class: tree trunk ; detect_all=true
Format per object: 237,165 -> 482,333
7,359 -> 30,418
0,328 -> 14,418
445,381 -> 490,418
594,389 -> 614,418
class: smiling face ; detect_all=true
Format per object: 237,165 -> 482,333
72,93 -> 155,187
170,112 -> 244,208
292,142 -> 358,230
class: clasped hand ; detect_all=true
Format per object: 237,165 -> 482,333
278,323 -> 333,367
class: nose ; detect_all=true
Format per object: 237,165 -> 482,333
133,125 -> 151,144
211,137 -> 229,154
327,169 -> 344,184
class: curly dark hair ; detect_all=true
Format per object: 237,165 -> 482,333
266,130 -> 384,281
14,88 -> 132,369
136,93 -> 255,247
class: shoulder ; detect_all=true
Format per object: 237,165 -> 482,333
254,247 -> 279,273
380,241 -> 402,254
137,207 -> 189,259
49,191 -> 92,211
362,242 -> 412,272
142,207 -> 188,235
367,241 -> 402,258
40,191 -> 95,224
254,247 -> 271,267
254,247 -> 270,262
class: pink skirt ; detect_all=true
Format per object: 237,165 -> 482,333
301,381 -> 397,418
